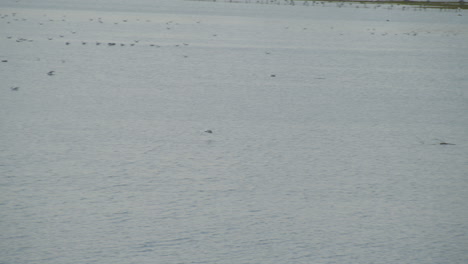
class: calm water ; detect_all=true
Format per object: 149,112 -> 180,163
1,0 -> 468,263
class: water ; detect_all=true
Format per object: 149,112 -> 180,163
1,0 -> 468,263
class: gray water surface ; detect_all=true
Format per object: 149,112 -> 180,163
1,1 -> 468,263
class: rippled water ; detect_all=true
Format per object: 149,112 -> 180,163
1,0 -> 467,263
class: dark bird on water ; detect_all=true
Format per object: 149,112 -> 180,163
436,139 -> 455,145
47,71 -> 55,76
205,130 -> 213,134
10,86 -> 19,91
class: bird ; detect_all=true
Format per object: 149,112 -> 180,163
435,138 -> 455,145
47,71 -> 55,76
204,130 -> 213,134
10,86 -> 19,91
439,142 -> 455,145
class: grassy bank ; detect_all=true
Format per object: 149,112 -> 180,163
191,0 -> 467,10
315,0 -> 467,9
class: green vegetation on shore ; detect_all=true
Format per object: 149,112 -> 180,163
192,0 -> 467,10
313,0 -> 467,10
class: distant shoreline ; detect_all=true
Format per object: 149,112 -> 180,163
190,0 -> 467,10
321,0 -> 467,9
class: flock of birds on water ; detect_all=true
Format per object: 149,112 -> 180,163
1,3 -> 462,144
1,9 -> 227,134
1,12 -> 209,92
